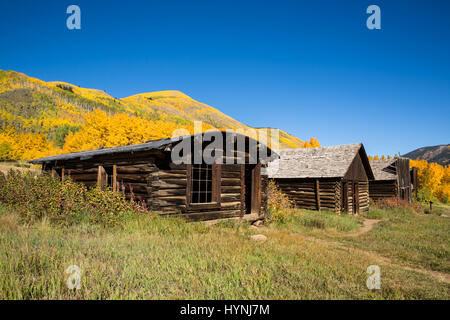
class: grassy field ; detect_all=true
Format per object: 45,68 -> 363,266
0,161 -> 40,175
0,203 -> 449,299
344,206 -> 450,273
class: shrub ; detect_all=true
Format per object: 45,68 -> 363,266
56,84 -> 74,93
0,170 -> 145,226
373,197 -> 422,213
0,141 -> 13,160
266,180 -> 295,223
417,188 -> 436,203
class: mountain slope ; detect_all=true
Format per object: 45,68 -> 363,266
0,70 -> 309,159
404,145 -> 449,166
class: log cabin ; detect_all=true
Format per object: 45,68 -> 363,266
264,143 -> 374,214
29,131 -> 276,221
369,158 -> 412,202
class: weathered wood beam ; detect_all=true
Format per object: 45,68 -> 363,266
97,165 -> 107,189
315,179 -> 321,211
112,164 -> 117,192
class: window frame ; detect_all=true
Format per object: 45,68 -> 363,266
186,163 -> 221,209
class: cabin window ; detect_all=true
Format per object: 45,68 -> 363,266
187,163 -> 221,207
191,164 -> 213,203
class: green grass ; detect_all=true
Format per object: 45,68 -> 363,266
0,204 -> 449,299
341,206 -> 450,273
270,209 -> 363,235
430,202 -> 450,217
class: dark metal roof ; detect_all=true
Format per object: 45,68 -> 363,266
29,131 -> 275,165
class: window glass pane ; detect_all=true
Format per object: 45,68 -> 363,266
191,164 -> 213,203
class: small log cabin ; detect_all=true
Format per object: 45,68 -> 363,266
29,131 -> 276,221
369,158 -> 412,202
264,143 -> 374,214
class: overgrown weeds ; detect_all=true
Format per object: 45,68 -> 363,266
266,180 -> 295,223
375,197 -> 422,212
0,169 -> 145,227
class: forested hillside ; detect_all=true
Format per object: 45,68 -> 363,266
0,70 -> 318,160
404,145 -> 449,166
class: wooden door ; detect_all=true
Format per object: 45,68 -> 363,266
342,181 -> 348,213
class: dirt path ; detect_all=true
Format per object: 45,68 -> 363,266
342,219 -> 382,237
250,219 -> 450,284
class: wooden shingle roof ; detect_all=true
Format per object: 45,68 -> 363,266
369,159 -> 398,181
265,143 -> 374,179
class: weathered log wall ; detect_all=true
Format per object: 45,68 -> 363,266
274,178 -> 341,212
50,161 -> 157,206
341,181 -> 369,214
45,160 -> 267,221
149,163 -> 245,220
346,182 -> 353,215
359,181 -> 369,212
369,180 -> 398,200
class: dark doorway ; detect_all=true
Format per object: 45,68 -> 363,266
244,164 -> 255,214
244,164 -> 261,214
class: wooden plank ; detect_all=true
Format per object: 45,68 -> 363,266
240,164 -> 245,216
221,178 -> 241,186
221,171 -> 240,179
222,185 -> 241,193
186,164 -> 192,207
157,172 -> 187,179
70,173 -> 98,180
97,166 -> 102,187
181,210 -> 241,221
112,164 -> 117,192
51,168 -> 59,179
212,163 -> 222,204
155,181 -> 187,189
221,201 -> 241,210
154,189 -> 187,197
97,165 -> 107,189
221,193 -> 241,202
61,167 -> 65,182
315,179 -> 321,211
251,163 -> 261,214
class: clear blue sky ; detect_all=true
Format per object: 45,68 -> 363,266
0,0 -> 449,156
